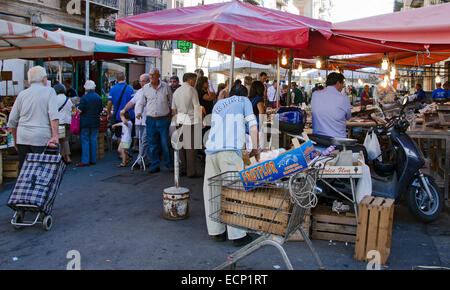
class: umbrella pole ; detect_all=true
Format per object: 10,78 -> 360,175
58,61 -> 62,84
276,49 -> 280,108
287,49 -> 293,106
229,41 -> 235,93
85,0 -> 90,80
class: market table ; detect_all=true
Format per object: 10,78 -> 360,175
407,125 -> 450,204
346,120 -> 377,138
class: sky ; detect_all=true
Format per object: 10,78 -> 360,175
325,0 -> 396,23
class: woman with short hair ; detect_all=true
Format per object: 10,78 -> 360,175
76,80 -> 104,167
54,83 -> 74,164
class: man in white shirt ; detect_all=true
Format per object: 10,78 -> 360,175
136,68 -> 173,174
8,66 -> 59,170
172,73 -> 202,177
267,80 -> 281,108
121,74 -> 150,167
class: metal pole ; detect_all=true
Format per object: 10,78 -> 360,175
174,149 -> 179,188
287,49 -> 293,106
229,41 -> 235,93
58,61 -> 62,84
85,0 -> 90,81
276,49 -> 281,108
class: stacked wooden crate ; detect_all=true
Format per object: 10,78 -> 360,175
2,155 -> 19,179
97,132 -> 105,160
219,186 -> 293,236
311,205 -> 357,243
354,196 -> 395,265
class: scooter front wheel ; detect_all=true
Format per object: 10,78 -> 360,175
405,174 -> 443,223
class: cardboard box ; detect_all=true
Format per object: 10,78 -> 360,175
238,140 -> 318,191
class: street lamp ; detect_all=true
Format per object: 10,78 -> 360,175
435,75 -> 441,84
390,64 -> 396,80
297,62 -> 302,73
381,53 -> 389,71
316,57 -> 322,69
281,50 -> 287,66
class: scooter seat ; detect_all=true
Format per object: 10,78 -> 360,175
307,134 -> 334,146
332,137 -> 358,147
308,134 -> 357,147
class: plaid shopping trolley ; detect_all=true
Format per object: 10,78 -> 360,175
7,146 -> 66,231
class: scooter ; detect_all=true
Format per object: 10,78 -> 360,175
306,97 -> 443,223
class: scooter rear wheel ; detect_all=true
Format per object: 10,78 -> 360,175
405,174 -> 443,223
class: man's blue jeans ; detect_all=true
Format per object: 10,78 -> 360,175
81,128 -> 99,164
146,117 -> 171,170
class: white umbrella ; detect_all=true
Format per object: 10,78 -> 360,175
0,19 -> 94,60
0,19 -> 160,60
209,59 -> 289,78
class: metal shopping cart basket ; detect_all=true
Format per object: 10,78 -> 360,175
208,168 -> 324,270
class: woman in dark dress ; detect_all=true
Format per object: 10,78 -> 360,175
76,80 -> 104,167
249,81 -> 266,126
196,76 -> 215,116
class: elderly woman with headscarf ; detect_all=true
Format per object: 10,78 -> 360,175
54,84 -> 74,164
76,80 -> 104,167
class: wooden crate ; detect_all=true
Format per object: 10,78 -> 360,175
311,205 -> 357,243
3,160 -> 19,179
287,209 -> 311,242
423,112 -> 440,127
97,133 -> 105,159
219,187 -> 292,236
354,196 -> 395,265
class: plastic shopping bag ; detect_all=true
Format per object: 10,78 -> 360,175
70,111 -> 81,135
363,131 -> 382,161
356,161 -> 372,203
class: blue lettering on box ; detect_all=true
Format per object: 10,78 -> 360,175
239,140 -> 318,191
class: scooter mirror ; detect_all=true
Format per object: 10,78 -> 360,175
402,96 -> 408,106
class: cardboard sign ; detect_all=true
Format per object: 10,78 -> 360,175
239,140 -> 318,191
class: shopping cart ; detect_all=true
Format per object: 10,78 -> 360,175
208,168 -> 324,270
8,145 -> 66,231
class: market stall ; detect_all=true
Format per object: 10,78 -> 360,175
0,19 -> 161,183
114,0 -> 450,268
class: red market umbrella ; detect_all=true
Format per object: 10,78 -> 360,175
115,0 -> 333,65
332,3 -> 450,45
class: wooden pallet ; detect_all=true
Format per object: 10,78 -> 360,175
3,160 -> 19,179
219,187 -> 292,236
311,205 -> 357,243
354,196 -> 395,265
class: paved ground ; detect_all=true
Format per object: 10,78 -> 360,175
0,149 -> 448,270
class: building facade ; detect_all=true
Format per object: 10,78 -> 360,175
0,0 -> 162,98
164,0 -> 300,90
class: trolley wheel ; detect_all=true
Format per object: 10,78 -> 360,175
12,211 -> 24,230
42,215 -> 53,231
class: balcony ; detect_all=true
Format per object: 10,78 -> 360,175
276,0 -> 289,6
89,0 -> 119,11
134,0 -> 167,15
